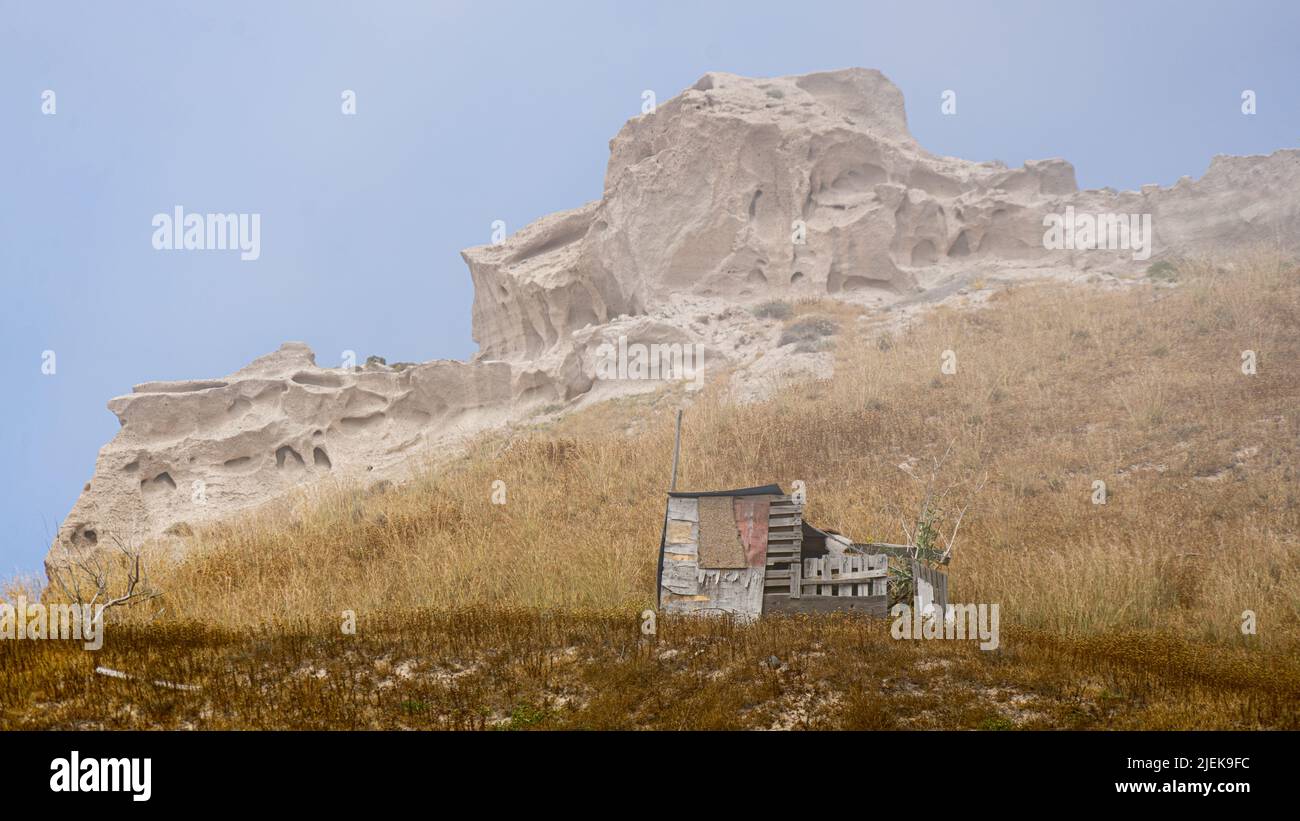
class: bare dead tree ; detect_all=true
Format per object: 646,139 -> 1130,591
888,439 -> 987,564
49,532 -> 160,624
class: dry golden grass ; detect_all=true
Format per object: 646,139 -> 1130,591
3,612 -> 1297,730
6,251 -> 1298,729
149,252 -> 1299,642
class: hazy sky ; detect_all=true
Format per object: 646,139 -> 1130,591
2,0 -> 1297,577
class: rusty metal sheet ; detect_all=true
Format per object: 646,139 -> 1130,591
732,497 -> 770,568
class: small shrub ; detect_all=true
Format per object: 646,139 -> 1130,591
502,703 -> 550,730
778,316 -> 837,347
1147,260 -> 1178,280
752,300 -> 793,320
792,338 -> 833,354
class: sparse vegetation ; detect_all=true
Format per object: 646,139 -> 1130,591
6,251 -> 1298,729
1147,259 -> 1179,280
778,315 -> 838,348
3,610 -> 1297,729
752,299 -> 793,320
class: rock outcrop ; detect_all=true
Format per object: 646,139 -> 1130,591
48,67 -> 1300,573
463,68 -> 1298,363
465,69 -> 1073,362
49,344 -> 517,567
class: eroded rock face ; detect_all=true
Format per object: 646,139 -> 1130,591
48,343 -> 520,573
465,68 -> 1298,363
49,67 -> 1300,573
462,68 -> 1087,362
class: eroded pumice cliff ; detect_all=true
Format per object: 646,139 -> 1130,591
49,68 -> 1300,572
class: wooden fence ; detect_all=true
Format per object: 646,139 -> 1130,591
911,559 -> 949,617
791,554 -> 889,599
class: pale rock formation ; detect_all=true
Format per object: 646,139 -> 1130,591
463,68 -> 1084,363
48,67 -> 1300,573
49,344 -> 517,572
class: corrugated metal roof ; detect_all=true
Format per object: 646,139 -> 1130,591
667,484 -> 784,498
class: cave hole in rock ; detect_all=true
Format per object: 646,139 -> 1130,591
911,240 -> 938,266
313,447 -> 332,470
276,446 -> 305,469
948,230 -> 972,257
142,472 -> 176,493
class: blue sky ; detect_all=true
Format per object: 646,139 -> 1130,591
2,0 -> 1297,578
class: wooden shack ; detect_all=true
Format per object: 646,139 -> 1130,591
656,484 -> 912,619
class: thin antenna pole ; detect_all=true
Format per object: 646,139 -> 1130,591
669,408 -> 683,492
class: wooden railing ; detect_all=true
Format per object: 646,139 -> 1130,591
791,554 -> 889,599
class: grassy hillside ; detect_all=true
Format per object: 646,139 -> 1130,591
4,252 -> 1298,729
152,252 -> 1299,642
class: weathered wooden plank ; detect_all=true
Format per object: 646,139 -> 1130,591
790,562 -> 801,599
661,560 -> 702,595
761,594 -> 887,617
911,559 -> 949,617
665,519 -> 697,546
809,558 -> 825,596
667,497 -> 699,522
800,568 -> 887,583
802,556 -> 887,578
663,566 -> 766,620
